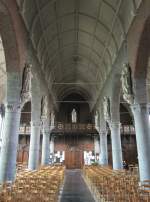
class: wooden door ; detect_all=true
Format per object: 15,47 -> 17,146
65,150 -> 83,169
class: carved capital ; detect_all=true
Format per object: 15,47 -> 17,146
31,121 -> 41,127
43,128 -> 50,135
99,130 -> 107,136
110,122 -> 121,129
5,102 -> 21,113
131,103 -> 148,114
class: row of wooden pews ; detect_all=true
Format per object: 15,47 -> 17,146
0,166 -> 65,202
83,165 -> 150,202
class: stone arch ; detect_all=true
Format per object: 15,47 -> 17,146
133,16 -> 150,103
0,0 -> 27,73
134,17 -> 150,79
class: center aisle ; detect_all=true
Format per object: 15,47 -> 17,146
60,169 -> 95,202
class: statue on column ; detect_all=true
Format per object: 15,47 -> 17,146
121,63 -> 134,104
103,97 -> 111,121
41,96 -> 48,117
0,104 -> 5,118
50,111 -> 55,127
95,111 -> 99,127
21,63 -> 32,105
71,108 -> 77,123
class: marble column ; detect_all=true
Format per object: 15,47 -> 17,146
50,135 -> 54,154
131,104 -> 150,181
28,121 -> 41,170
41,129 -> 50,165
110,122 -> 123,169
28,80 -> 41,170
99,130 -> 108,165
0,72 -> 21,183
94,135 -> 100,154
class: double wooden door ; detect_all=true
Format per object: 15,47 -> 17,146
65,150 -> 83,169
64,134 -> 83,169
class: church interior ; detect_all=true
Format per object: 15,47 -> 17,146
0,0 -> 150,201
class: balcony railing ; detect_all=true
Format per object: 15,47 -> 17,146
19,123 -> 136,135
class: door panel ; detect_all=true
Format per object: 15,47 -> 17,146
65,150 -> 83,169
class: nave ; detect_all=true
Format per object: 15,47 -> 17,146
1,0 -> 150,201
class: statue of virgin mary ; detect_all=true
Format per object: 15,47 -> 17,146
71,108 -> 77,123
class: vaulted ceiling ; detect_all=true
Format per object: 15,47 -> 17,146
16,0 -> 142,106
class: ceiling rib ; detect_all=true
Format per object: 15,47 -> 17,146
35,12 -> 118,55
29,0 -> 125,37
96,0 -> 123,82
51,61 -> 103,83
86,0 -> 103,74
103,0 -> 125,34
38,28 -> 112,68
54,1 -> 63,77
35,0 -> 53,80
43,42 -> 108,73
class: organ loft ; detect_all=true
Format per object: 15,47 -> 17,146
0,0 -> 150,201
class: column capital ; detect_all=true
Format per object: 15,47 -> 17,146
31,121 -> 41,127
50,134 -> 55,140
110,122 -> 121,129
41,115 -> 47,121
99,130 -> 108,136
5,102 -> 21,113
43,128 -> 50,135
50,125 -> 55,131
131,103 -> 149,113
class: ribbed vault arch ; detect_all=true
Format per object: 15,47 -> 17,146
16,0 -> 141,107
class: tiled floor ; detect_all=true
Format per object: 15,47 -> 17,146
60,169 -> 95,202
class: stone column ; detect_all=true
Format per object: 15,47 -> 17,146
110,122 -> 123,169
99,131 -> 108,165
41,128 -> 50,166
50,135 -> 54,154
131,104 -> 150,181
0,72 -> 21,183
28,80 -> 41,170
28,121 -> 41,170
94,135 -> 100,154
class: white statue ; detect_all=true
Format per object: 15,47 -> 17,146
71,109 -> 77,123
121,63 -> 134,104
95,111 -> 98,127
103,97 -> 111,121
51,111 -> 55,126
21,63 -> 32,94
41,96 -> 48,117
21,63 -> 32,105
